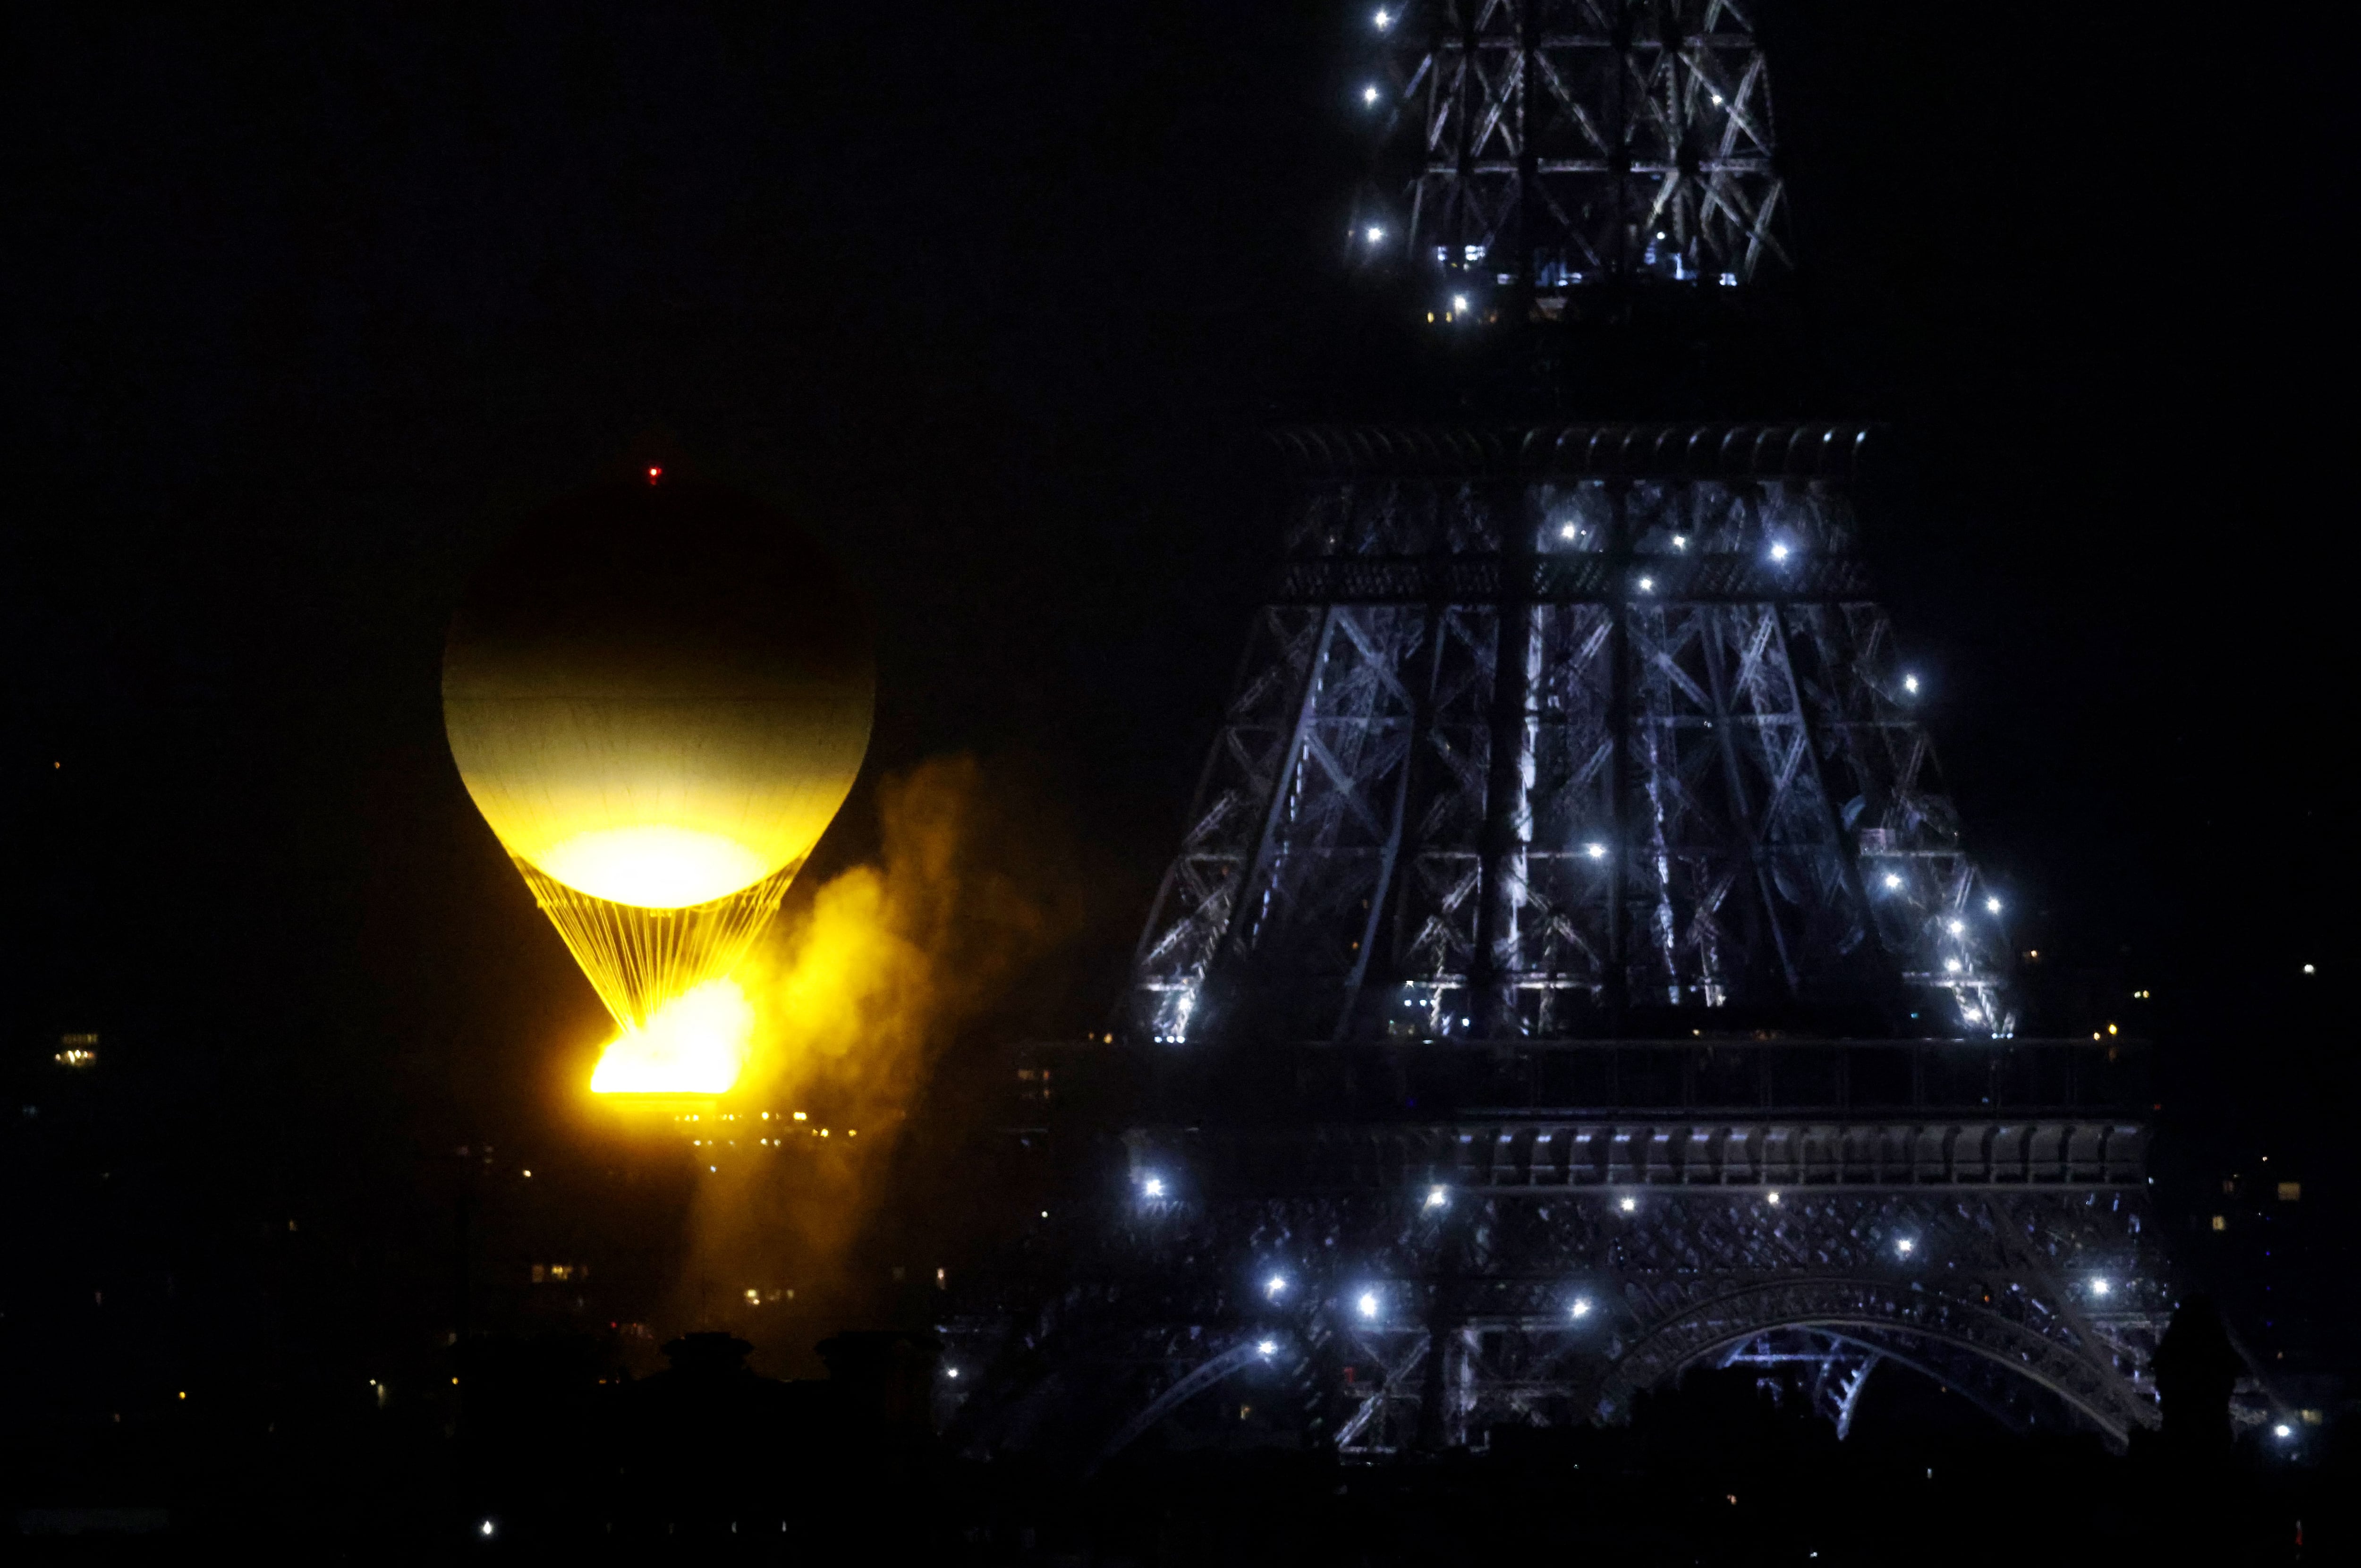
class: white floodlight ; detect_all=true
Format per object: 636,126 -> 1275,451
1425,1185 -> 1449,1210
1986,897 -> 2003,914
479,1520 -> 497,1539
2275,1423 -> 2294,1439
1266,1273 -> 1288,1298
1257,1338 -> 1278,1356
1769,542 -> 1791,562
1948,919 -> 1965,935
946,1366 -> 960,1378
1585,842 -> 1607,860
1452,294 -> 1469,313
1619,1196 -> 1637,1213
1358,1291 -> 1380,1319
1363,85 -> 1380,105
1366,226 -> 1385,244
1375,8 -> 1392,28
1895,1237 -> 1916,1256
1945,958 -> 1963,974
1884,873 -> 1903,890
2091,1279 -> 2112,1297
1902,673 -> 1920,694
1636,575 -> 1655,593
1570,1297 -> 1593,1319
1766,1190 -> 1781,1205
1672,534 -> 1688,550
1142,1176 -> 1165,1198
1561,523 -> 1578,540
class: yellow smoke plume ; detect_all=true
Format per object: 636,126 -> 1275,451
674,754 -> 1080,1349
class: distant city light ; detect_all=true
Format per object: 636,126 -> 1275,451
1945,959 -> 1962,974
1884,873 -> 1903,890
1363,85 -> 1380,105
1142,1176 -> 1165,1198
1452,294 -> 1469,313
2302,963 -> 2316,975
1374,8 -> 1392,28
2276,1423 -> 2294,1439
1266,1274 -> 1288,1298
1902,674 -> 1920,694
1585,842 -> 1606,860
1636,575 -> 1655,593
1257,1338 -> 1278,1356
947,1366 -> 960,1378
1671,534 -> 1688,550
1570,1297 -> 1593,1319
1561,523 -> 1578,540
1769,542 -> 1791,562
1986,897 -> 2003,914
645,466 -> 662,484
479,1520 -> 497,1539
1425,1185 -> 1449,1210
1358,1291 -> 1380,1318
1947,919 -> 1965,935
1895,1237 -> 1916,1256
1619,1196 -> 1637,1213
2091,1279 -> 2112,1297
1766,1190 -> 1781,1205
1366,226 -> 1385,244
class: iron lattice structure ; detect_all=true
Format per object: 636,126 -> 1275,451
1125,426 -> 2011,1048
943,428 -> 2170,1461
937,12 -> 2173,1466
1349,0 -> 1791,302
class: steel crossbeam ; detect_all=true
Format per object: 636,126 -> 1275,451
1350,1 -> 1792,294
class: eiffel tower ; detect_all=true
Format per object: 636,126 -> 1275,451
943,3 -> 2167,1461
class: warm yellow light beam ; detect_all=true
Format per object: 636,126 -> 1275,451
589,978 -> 755,1095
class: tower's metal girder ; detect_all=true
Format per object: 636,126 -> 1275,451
1125,425 -> 2010,1050
1351,0 -> 1791,298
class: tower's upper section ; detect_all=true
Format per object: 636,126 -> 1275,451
1349,1 -> 1791,315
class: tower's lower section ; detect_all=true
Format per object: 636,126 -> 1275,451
941,1118 -> 2166,1465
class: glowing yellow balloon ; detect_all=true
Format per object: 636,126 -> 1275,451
442,473 -> 873,1040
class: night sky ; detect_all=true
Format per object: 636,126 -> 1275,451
5,3 -> 2348,1397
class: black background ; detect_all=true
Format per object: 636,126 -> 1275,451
4,1 -> 2349,1414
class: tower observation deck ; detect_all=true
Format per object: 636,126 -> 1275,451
942,5 -> 2175,1464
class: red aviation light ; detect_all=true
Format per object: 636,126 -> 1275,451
646,466 -> 663,484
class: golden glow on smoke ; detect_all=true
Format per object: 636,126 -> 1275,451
589,978 -> 755,1095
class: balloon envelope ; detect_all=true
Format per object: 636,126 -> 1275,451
442,475 -> 874,909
